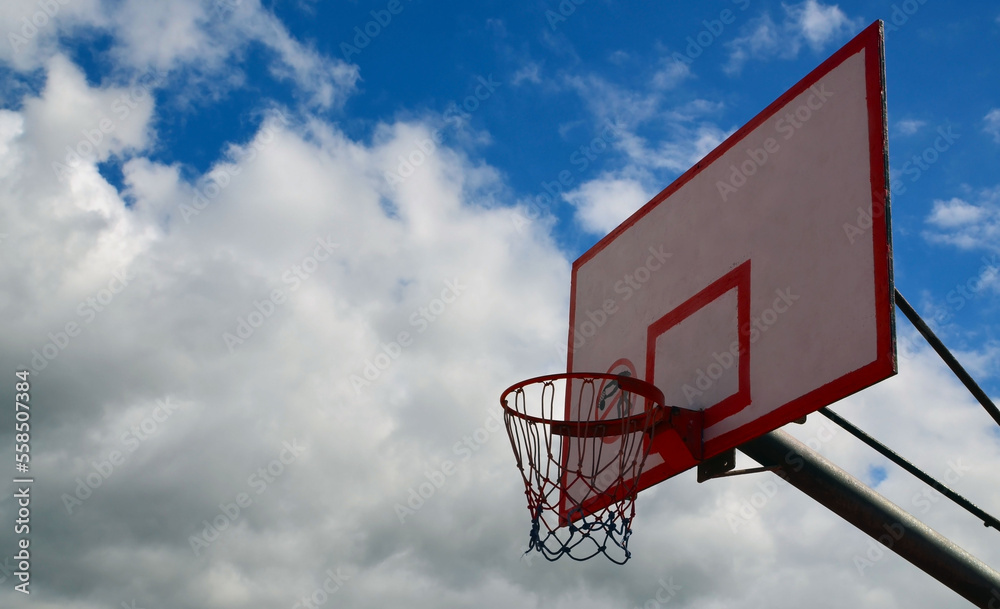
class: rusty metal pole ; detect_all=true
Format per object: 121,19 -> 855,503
739,429 -> 1000,608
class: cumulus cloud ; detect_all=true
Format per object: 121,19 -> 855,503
1,0 -> 357,110
0,52 -> 571,608
28,55 -> 157,174
563,175 -> 652,234
927,197 -> 988,227
725,0 -> 862,74
924,190 -> 1000,252
787,0 -> 860,50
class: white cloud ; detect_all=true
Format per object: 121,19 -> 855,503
651,56 -> 691,90
237,8 -> 359,109
725,0 -> 862,74
952,342 -> 1000,380
978,263 -> 1000,295
615,121 -> 729,173
563,73 -> 661,126
924,189 -> 1000,252
927,197 -> 988,227
608,49 -> 630,65
28,55 -> 157,172
0,0 -> 358,110
787,0 -> 860,50
563,175 -> 652,234
106,0 -> 217,70
562,72 -> 727,175
984,108 -> 1000,143
0,53 -> 573,608
512,62 -> 542,86
725,15 -> 782,75
895,119 -> 926,136
0,0 -> 107,69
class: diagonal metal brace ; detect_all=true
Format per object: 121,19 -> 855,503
895,288 -> 1000,428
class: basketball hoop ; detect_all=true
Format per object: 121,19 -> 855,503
501,373 -> 702,563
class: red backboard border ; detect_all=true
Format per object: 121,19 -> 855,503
566,21 -> 896,479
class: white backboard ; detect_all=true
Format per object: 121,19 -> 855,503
564,22 -> 895,516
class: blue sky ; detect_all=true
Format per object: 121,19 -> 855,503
38,0 -> 999,335
1,1 -> 998,608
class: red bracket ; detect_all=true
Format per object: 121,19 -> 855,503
650,406 -> 704,461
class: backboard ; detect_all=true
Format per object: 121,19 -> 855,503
564,22 -> 895,518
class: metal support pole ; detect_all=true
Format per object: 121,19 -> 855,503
819,407 -> 1000,531
739,429 -> 1000,608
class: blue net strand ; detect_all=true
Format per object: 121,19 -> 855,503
526,505 -> 635,564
